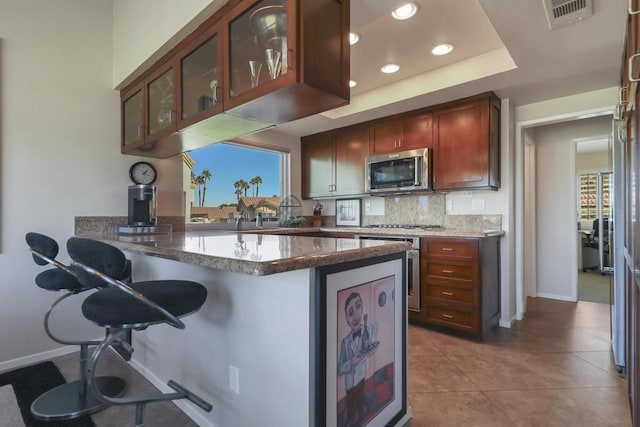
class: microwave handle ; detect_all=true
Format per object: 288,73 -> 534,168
414,156 -> 421,186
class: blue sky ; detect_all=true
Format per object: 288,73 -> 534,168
189,143 -> 281,206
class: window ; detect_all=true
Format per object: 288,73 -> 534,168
578,173 -> 610,223
185,142 -> 284,224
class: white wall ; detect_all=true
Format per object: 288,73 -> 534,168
112,0 -> 222,88
532,116 -> 612,301
0,0 -> 137,366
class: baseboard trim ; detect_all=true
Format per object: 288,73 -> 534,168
536,292 -> 577,302
0,345 -> 77,374
129,358 -> 214,427
499,316 -> 515,328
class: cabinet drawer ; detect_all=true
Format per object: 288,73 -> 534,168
425,296 -> 472,312
424,262 -> 474,281
426,307 -> 473,328
426,285 -> 472,303
423,238 -> 477,259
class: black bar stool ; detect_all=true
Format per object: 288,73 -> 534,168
66,237 -> 212,427
25,232 -> 127,421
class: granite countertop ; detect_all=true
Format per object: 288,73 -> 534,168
247,226 -> 505,238
75,231 -> 412,276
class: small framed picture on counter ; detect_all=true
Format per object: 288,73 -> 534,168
336,199 -> 361,227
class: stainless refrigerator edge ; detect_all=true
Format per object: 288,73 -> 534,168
606,119 -> 625,374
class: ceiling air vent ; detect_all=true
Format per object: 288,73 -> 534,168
542,0 -> 593,30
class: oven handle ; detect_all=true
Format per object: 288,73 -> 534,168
407,249 -> 420,296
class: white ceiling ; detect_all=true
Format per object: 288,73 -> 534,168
275,0 -> 628,137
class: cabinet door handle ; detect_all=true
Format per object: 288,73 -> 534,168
212,82 -> 219,104
442,314 -> 454,319
441,248 -> 453,251
442,269 -> 453,274
170,110 -> 176,124
619,86 -> 628,105
629,53 -> 640,82
442,291 -> 454,296
137,125 -> 144,137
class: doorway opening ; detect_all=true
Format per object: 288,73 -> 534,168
575,137 -> 611,304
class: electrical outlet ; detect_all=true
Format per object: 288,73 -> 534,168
472,199 -> 485,210
365,202 -> 371,214
229,365 -> 239,395
461,191 -> 472,197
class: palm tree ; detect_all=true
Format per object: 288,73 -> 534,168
195,175 -> 204,207
201,169 -> 212,206
234,188 -> 243,202
237,179 -> 249,197
250,176 -> 263,197
233,180 -> 242,196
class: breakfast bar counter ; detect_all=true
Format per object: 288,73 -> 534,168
73,229 -> 412,427
76,230 -> 412,275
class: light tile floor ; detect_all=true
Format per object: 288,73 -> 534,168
406,297 -> 630,427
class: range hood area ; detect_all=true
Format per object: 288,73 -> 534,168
121,0 -> 349,159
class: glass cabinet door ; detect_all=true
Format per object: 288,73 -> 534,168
147,67 -> 175,136
228,0 -> 289,98
180,23 -> 222,126
122,88 -> 143,147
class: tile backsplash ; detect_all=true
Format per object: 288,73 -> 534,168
361,193 -> 501,231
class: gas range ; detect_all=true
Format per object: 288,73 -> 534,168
363,224 -> 442,230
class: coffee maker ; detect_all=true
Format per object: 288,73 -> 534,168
127,184 -> 157,226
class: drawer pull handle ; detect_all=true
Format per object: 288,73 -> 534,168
442,269 -> 453,273
441,248 -> 453,251
442,314 -> 454,319
442,291 -> 454,296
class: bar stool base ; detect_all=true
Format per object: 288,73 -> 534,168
31,376 -> 126,421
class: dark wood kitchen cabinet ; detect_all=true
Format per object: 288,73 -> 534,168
369,113 -> 433,155
432,94 -> 500,190
222,0 -> 349,124
177,20 -> 223,130
121,0 -> 349,158
121,62 -> 177,153
301,125 -> 369,199
412,236 -> 500,337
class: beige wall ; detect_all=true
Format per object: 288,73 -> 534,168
0,0 -> 131,366
112,0 -> 223,88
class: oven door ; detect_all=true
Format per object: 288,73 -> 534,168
354,234 -> 421,312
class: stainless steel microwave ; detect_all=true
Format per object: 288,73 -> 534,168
365,148 -> 432,194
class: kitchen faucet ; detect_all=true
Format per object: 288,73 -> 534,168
236,211 -> 245,230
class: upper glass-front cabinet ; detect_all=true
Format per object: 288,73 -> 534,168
146,64 -> 176,139
227,0 -> 291,100
122,87 -> 143,147
179,21 -> 223,128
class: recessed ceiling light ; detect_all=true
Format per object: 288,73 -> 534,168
392,3 -> 418,20
349,32 -> 360,45
349,80 -> 357,88
431,43 -> 454,56
381,63 -> 400,74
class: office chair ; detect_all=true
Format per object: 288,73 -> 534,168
25,232 -> 127,420
66,237 -> 212,427
582,218 -> 610,273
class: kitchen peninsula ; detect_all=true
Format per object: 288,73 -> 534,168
75,228 -> 412,427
